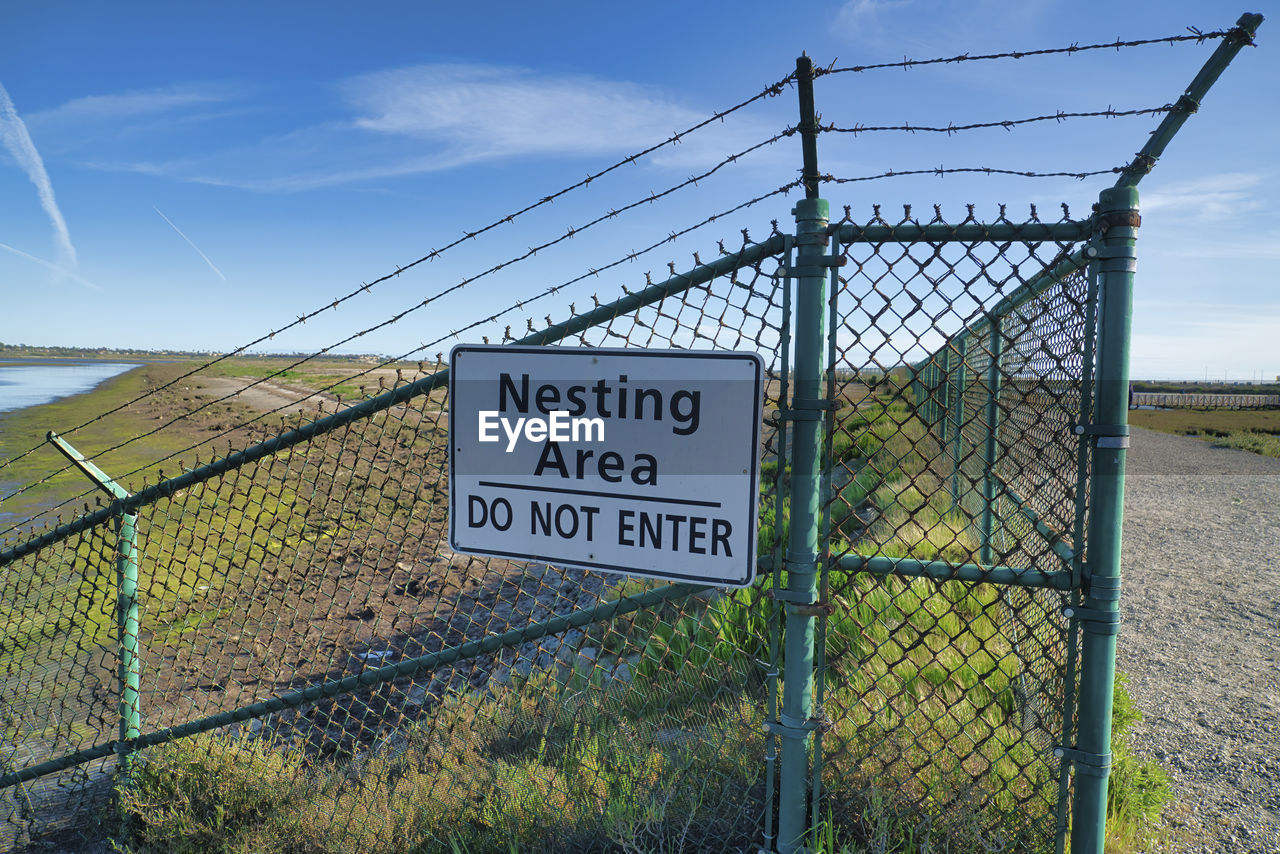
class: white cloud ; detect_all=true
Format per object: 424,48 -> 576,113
1140,172 -> 1266,220
27,87 -> 229,127
345,64 -> 708,160
153,206 -> 226,281
0,83 -> 77,267
342,63 -> 783,174
84,64 -> 780,192
835,0 -> 915,31
0,242 -> 99,290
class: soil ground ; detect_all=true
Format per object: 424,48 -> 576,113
1118,427 -> 1280,853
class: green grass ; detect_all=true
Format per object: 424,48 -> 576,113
1129,408 -> 1280,459
114,680 -> 767,854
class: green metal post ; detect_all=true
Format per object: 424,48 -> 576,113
1114,14 -> 1263,191
776,53 -> 827,854
938,348 -> 951,446
1069,186 -> 1138,853
116,511 -> 141,764
948,336 -> 968,511
980,321 -> 1003,566
46,433 -> 142,777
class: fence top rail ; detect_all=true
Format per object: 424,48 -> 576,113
830,220 -> 1091,244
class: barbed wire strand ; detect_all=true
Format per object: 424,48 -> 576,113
817,29 -> 1232,76
1,28 -> 1237,511
0,181 -> 802,531
820,105 -> 1175,136
0,76 -> 801,481
821,165 -> 1124,184
0,128 -> 795,486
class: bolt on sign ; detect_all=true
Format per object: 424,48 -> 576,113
449,345 -> 765,587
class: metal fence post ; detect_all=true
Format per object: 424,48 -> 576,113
948,336 -> 968,511
776,53 -> 828,854
1069,186 -> 1138,853
116,510 -> 141,768
980,321 -> 1003,565
47,433 -> 141,779
938,348 -> 951,446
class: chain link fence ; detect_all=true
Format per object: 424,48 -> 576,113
0,16 -> 1262,853
817,219 -> 1092,851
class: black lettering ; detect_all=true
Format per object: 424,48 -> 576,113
635,387 -> 662,421
534,441 -> 568,477
531,501 -> 552,536
688,516 -> 707,554
575,448 -> 595,478
599,452 -> 624,483
712,519 -> 733,556
617,375 -> 628,417
618,510 -> 635,546
467,495 -> 488,528
581,506 -> 599,540
535,384 -> 560,413
490,498 -> 512,531
499,373 -> 529,413
671,390 -> 701,435
639,511 -> 661,549
631,454 -> 658,486
554,505 -> 579,539
591,378 -> 612,417
667,514 -> 687,550
566,386 -> 587,416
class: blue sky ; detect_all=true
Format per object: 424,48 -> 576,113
1,1 -> 1274,381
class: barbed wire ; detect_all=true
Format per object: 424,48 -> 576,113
0,25 -> 1246,518
820,165 -> 1123,184
0,181 -> 801,531
820,105 -> 1175,136
0,77 -> 799,481
816,28 -> 1232,76
0,127 -> 794,486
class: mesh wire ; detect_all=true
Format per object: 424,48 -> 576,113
1,246 -> 788,853
818,218 -> 1092,852
0,522 -> 119,850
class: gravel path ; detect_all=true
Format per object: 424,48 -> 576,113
1118,427 -> 1280,853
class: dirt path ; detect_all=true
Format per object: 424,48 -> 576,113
1118,427 -> 1280,853
194,376 -> 340,414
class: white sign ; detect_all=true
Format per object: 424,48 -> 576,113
449,345 -> 764,587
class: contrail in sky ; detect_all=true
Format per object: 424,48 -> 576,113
0,242 -> 100,290
153,205 -> 227,281
0,83 -> 77,268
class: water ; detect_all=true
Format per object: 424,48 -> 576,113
0,360 -> 140,416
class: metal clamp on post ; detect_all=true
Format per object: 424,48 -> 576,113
1073,422 -> 1130,449
778,397 -> 837,422
774,253 -> 847,279
767,711 -> 832,739
1086,573 -> 1122,603
784,600 -> 836,618
1054,746 -> 1113,779
1062,605 -> 1121,635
